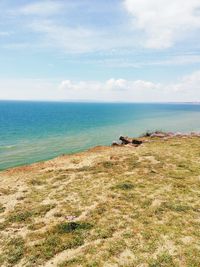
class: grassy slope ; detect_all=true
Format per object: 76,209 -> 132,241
0,136 -> 200,267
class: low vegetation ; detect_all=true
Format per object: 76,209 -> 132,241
0,135 -> 200,266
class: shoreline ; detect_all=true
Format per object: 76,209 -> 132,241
1,131 -> 200,173
1,143 -> 114,173
1,101 -> 200,171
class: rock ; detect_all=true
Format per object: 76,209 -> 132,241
119,136 -> 132,144
150,133 -> 166,138
114,132 -> 200,148
167,132 -> 175,137
119,136 -> 143,146
132,139 -> 143,145
191,132 -> 200,136
174,132 -> 182,136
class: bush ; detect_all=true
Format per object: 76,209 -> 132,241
56,222 -> 92,234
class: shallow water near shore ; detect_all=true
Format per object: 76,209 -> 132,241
0,101 -> 200,170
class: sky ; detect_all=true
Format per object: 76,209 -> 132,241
0,0 -> 200,102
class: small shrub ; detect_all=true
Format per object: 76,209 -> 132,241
113,181 -> 134,191
56,221 -> 92,234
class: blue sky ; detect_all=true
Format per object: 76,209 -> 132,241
0,0 -> 200,102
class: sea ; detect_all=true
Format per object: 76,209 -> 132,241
0,101 -> 200,170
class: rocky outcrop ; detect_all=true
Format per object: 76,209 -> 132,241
142,131 -> 200,138
112,136 -> 143,147
112,131 -> 200,147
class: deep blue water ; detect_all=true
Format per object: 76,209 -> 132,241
0,101 -> 200,170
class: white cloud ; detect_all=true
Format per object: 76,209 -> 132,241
59,71 -> 200,102
59,78 -> 160,93
5,0 -> 200,53
19,0 -> 63,16
0,71 -> 200,102
124,0 -> 200,49
105,79 -> 159,91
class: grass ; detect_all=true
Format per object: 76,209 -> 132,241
7,204 -> 56,224
56,221 -> 93,234
26,221 -> 92,265
0,136 -> 200,266
112,181 -> 134,190
0,203 -> 5,213
1,237 -> 25,266
8,210 -> 33,223
148,251 -> 176,267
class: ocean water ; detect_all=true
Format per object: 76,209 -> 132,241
0,101 -> 200,170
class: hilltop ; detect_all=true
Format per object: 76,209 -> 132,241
0,135 -> 200,266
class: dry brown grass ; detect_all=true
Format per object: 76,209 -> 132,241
0,136 -> 200,266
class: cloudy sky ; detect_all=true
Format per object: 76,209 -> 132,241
0,0 -> 200,102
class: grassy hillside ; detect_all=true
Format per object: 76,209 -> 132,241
0,136 -> 200,267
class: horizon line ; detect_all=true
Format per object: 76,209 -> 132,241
0,99 -> 199,104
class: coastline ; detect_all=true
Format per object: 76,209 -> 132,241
1,131 -> 199,173
1,144 -> 111,174
1,101 -> 200,171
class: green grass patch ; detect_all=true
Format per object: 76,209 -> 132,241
112,181 -> 134,191
26,221 -> 92,265
8,210 -> 33,223
148,252 -> 176,267
0,237 -> 25,266
7,204 -> 56,224
56,221 -> 93,234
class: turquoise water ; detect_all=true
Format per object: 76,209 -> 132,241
0,101 -> 200,170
